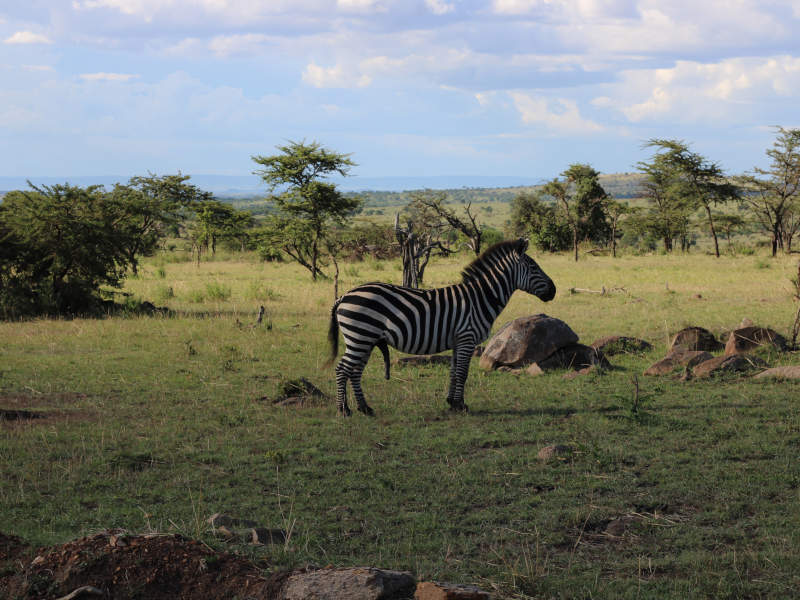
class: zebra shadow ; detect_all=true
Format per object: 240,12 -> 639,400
467,405 -> 621,418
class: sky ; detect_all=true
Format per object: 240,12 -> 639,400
2,0 -> 800,183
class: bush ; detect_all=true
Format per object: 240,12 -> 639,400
205,281 -> 232,301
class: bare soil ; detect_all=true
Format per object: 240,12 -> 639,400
0,530 -> 293,600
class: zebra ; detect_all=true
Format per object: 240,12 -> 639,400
326,238 -> 556,416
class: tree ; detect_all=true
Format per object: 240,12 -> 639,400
0,183 -> 131,316
636,148 -> 695,252
642,139 -> 738,257
603,198 -> 631,257
542,164 -> 609,261
395,192 -> 454,287
108,173 -> 209,274
739,127 -> 800,257
252,141 -> 360,280
714,213 -> 747,251
507,191 -> 571,252
409,190 -> 484,255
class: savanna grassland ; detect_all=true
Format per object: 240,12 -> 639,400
2,248 -> 800,599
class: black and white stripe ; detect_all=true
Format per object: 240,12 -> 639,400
327,238 -> 556,415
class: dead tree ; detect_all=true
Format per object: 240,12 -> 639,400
394,213 -> 450,288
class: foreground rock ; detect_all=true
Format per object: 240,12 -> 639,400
724,327 -> 788,355
536,343 -> 609,371
537,444 -> 573,460
691,355 -> 766,378
479,314 -> 578,370
280,567 -> 416,600
415,581 -> 491,599
591,336 -> 652,356
644,349 -> 713,376
669,326 -> 724,353
753,365 -> 800,379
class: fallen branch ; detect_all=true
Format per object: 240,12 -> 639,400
55,586 -> 104,600
568,286 -> 628,296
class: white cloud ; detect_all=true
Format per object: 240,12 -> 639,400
510,92 -> 604,133
4,31 -> 53,44
613,56 -> 800,123
302,62 -> 372,88
80,72 -> 139,81
425,0 -> 455,15
208,33 -> 270,57
336,0 -> 386,11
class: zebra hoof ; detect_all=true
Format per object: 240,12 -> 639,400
338,406 -> 352,417
449,402 -> 469,413
358,405 -> 375,416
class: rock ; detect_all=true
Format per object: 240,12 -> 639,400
740,317 -> 754,328
415,581 -> 491,600
394,355 -> 451,367
604,518 -> 628,537
562,366 -> 596,380
279,567 -> 416,600
590,336 -> 653,356
273,378 -> 328,407
250,527 -> 287,545
525,363 -> 545,377
669,326 -> 724,353
643,350 -> 713,376
537,445 -> 573,460
724,327 -> 788,355
753,365 -> 800,379
691,355 -> 766,378
537,344 -> 609,370
479,314 -> 579,370
472,346 -> 484,357
207,513 -> 258,529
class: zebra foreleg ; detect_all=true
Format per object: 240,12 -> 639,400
447,337 -> 476,412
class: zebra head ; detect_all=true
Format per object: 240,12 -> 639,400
515,238 -> 556,302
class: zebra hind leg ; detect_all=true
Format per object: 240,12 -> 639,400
446,340 -> 475,413
350,362 -> 374,416
334,360 -> 352,416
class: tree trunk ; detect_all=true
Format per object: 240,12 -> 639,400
610,220 -> 618,258
705,205 -> 720,258
572,227 -> 579,262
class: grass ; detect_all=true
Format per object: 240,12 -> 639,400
2,248 -> 800,598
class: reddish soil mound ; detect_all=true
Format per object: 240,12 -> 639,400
0,530 -> 287,600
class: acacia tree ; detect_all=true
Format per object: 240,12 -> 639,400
636,148 -> 695,252
508,191 -> 571,252
543,163 -> 609,261
643,139 -> 738,257
410,190 -> 484,256
252,141 -> 360,280
739,127 -> 800,256
395,191 -> 453,287
108,173 -> 209,274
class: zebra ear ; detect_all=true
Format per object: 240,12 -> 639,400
517,237 -> 529,254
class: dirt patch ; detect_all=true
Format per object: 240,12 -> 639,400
1,530 -> 276,600
0,393 -> 95,427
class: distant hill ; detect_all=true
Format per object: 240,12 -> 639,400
0,172 -> 646,203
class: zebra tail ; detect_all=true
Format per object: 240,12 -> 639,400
377,339 -> 391,380
324,300 -> 341,367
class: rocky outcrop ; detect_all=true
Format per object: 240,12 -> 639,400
279,567 -> 416,600
691,355 -> 766,378
724,327 -> 788,355
669,326 -> 724,353
590,336 -> 652,356
643,350 -> 713,376
479,314 -> 578,370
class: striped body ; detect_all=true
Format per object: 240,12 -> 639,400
328,239 -> 556,415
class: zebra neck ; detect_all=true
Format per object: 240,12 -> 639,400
463,270 -> 514,319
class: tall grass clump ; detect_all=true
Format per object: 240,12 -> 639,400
205,281 -> 232,301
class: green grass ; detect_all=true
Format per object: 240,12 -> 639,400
2,249 -> 800,598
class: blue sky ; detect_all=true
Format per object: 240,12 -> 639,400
2,0 -> 799,182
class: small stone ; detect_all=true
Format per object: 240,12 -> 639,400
604,518 -> 628,537
250,527 -> 287,545
563,366 -> 596,380
753,365 -> 800,379
216,526 -> 235,540
207,513 -> 258,529
280,567 -> 416,600
644,349 -> 712,376
537,444 -> 573,460
740,318 -> 754,328
691,354 -> 766,378
525,363 -> 544,377
415,581 -> 491,600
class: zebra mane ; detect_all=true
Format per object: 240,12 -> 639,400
461,239 -> 525,283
